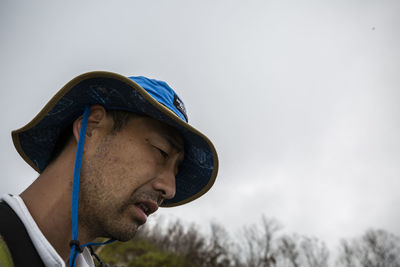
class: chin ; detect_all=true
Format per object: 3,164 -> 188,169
108,224 -> 139,242
115,231 -> 137,242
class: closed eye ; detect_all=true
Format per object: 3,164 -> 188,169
155,146 -> 169,159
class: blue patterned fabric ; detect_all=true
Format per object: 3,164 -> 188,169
17,76 -> 215,206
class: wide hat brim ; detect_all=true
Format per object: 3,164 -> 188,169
12,71 -> 218,207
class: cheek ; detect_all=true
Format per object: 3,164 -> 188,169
93,139 -> 163,196
107,154 -> 161,193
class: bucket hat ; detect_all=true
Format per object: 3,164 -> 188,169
12,71 -> 218,207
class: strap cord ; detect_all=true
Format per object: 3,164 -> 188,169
87,239 -> 116,267
68,107 -> 117,266
69,106 -> 90,267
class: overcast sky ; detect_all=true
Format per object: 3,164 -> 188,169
1,0 -> 399,251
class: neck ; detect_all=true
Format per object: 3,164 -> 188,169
20,146 -> 95,262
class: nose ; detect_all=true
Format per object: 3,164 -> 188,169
153,167 -> 176,200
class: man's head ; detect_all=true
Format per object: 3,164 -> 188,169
13,71 -> 218,206
12,72 -> 218,264
62,105 -> 184,240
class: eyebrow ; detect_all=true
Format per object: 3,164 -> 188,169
162,134 -> 184,153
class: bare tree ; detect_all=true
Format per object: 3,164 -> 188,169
299,237 -> 329,267
108,215 -> 400,267
203,222 -> 234,267
337,229 -> 400,267
337,240 -> 357,267
137,217 -> 235,267
278,234 -> 300,267
241,215 -> 281,267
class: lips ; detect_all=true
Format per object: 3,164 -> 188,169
134,200 -> 158,217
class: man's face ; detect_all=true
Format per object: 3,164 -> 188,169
78,115 -> 184,241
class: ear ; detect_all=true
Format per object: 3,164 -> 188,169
72,105 -> 110,143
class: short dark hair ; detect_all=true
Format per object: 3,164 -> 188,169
46,110 -> 137,168
108,109 -> 136,132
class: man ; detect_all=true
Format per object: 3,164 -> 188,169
0,72 -> 218,267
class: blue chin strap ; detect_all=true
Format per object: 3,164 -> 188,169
68,106 -> 115,267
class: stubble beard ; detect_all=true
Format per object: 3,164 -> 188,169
77,135 -> 140,242
78,160 -> 142,242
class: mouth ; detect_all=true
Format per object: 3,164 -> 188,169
134,200 -> 159,217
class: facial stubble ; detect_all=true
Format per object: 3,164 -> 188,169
78,135 -> 141,242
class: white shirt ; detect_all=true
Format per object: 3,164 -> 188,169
1,194 -> 94,267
